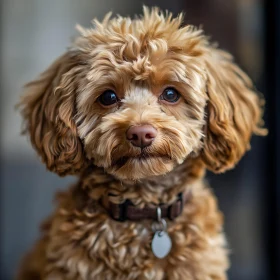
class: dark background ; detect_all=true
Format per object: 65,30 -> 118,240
0,0 -> 279,279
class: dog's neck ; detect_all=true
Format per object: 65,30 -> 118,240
79,157 -> 205,206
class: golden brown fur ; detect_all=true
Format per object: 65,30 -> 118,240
17,7 -> 266,280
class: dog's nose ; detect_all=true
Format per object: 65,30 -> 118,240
126,125 -> 157,148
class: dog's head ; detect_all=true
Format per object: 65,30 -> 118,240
19,7 -> 266,180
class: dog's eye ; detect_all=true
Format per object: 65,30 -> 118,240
99,90 -> 118,106
160,88 -> 180,103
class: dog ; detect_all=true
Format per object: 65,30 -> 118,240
17,7 -> 266,280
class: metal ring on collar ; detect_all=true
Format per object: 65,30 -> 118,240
152,218 -> 167,232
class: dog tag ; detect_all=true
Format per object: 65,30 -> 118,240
151,231 -> 172,258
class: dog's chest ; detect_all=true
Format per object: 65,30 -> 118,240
45,189 -> 227,279
47,214 -> 195,279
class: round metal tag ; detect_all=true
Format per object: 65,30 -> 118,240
151,231 -> 172,259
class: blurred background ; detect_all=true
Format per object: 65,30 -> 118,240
0,0 -> 279,279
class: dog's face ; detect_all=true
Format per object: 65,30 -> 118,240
19,8 -> 266,180
76,33 -> 207,180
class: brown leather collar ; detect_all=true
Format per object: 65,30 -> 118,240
103,191 -> 192,222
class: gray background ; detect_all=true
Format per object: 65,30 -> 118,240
0,0 -> 268,279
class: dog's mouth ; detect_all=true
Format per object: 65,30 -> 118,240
113,152 -> 172,169
107,150 -> 176,180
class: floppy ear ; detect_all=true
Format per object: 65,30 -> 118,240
19,51 -> 87,176
201,48 -> 267,173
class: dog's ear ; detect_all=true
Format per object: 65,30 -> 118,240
201,48 -> 267,173
19,51 -> 87,176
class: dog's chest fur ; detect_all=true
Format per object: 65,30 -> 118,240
34,179 -> 228,280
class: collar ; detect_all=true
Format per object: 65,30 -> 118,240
102,191 -> 192,222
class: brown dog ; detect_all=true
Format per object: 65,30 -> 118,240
17,7 -> 266,280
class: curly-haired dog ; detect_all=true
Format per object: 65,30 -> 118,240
17,7 -> 266,280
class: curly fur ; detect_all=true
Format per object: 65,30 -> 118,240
17,7 -> 266,280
